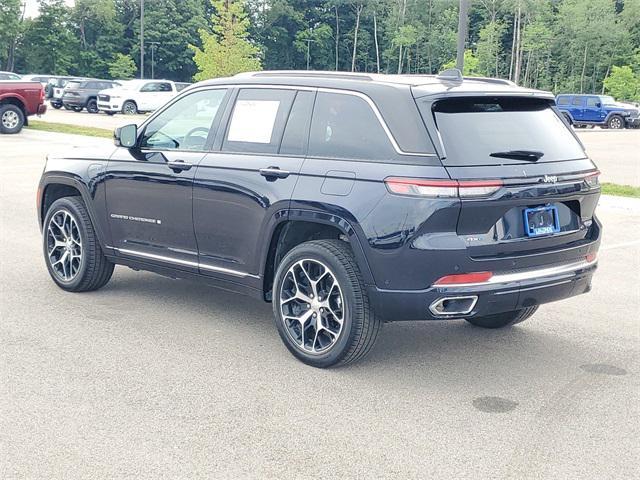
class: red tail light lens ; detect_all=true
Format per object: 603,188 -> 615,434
385,177 -> 502,198
434,271 -> 493,285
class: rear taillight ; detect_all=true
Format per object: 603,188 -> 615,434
584,170 -> 600,188
434,271 -> 493,285
385,177 -> 503,198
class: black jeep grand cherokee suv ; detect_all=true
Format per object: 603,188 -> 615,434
38,70 -> 600,367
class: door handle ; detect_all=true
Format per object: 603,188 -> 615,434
259,167 -> 290,180
167,160 -> 193,172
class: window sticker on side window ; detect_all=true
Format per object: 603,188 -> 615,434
227,100 -> 280,144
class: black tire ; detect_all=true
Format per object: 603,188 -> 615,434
607,114 -> 624,129
43,196 -> 114,292
272,239 -> 381,368
562,113 -> 572,125
465,306 -> 539,329
86,99 -> 99,114
0,104 -> 25,134
122,100 -> 138,115
72,106 -> 83,112
105,111 -> 115,116
51,103 -> 62,110
64,105 -> 73,110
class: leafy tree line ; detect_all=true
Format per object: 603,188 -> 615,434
1,0 -> 639,99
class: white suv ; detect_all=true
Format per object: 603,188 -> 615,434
97,80 -> 179,115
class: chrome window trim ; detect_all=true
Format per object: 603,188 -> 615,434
139,83 -> 436,158
115,247 -> 260,279
434,258 -> 596,289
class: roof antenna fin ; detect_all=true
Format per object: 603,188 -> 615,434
436,68 -> 463,83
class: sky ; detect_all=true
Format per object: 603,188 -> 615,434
24,0 -> 76,18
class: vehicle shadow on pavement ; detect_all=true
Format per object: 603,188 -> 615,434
100,269 -> 623,384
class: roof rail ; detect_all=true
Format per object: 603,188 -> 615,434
235,70 -> 374,81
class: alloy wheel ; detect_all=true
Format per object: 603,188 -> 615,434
46,210 -> 83,282
1,110 -> 19,129
279,259 -> 345,354
610,117 -> 623,129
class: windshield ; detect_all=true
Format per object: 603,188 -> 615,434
426,97 -> 585,165
600,96 -> 616,105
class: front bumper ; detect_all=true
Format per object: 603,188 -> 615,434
369,257 -> 597,321
625,116 -> 640,127
97,100 -> 122,113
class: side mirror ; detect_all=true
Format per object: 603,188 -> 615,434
114,124 -> 138,148
596,102 -> 601,108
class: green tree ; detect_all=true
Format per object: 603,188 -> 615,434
108,53 -> 137,79
191,0 -> 262,80
0,0 -> 22,70
442,50 -> 480,76
18,0 -> 78,75
603,65 -> 640,101
476,20 -> 506,77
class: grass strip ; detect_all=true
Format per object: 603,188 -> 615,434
601,182 -> 640,198
27,120 -> 113,139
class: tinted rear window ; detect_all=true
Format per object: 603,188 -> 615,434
427,97 -> 585,165
66,81 -> 82,90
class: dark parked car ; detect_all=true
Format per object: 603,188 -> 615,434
38,70 -> 601,367
556,94 -> 640,129
1,80 -> 46,133
62,79 -> 120,113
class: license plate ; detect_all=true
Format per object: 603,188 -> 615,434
523,205 -> 560,237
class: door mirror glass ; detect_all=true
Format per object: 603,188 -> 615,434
115,124 -> 138,148
596,102 -> 601,108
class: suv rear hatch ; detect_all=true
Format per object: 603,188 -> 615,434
415,95 -> 600,261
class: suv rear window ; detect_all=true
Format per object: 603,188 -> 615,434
66,81 -> 82,90
427,97 -> 585,165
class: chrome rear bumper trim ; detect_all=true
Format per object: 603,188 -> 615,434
435,258 -> 597,289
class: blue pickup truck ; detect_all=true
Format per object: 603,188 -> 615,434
556,94 -> 640,129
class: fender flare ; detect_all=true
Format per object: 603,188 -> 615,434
38,173 -> 110,251
259,208 -> 375,287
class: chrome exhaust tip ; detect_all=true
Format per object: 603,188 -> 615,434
429,296 -> 478,316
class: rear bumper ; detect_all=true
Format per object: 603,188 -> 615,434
368,256 -> 597,321
62,98 -> 85,107
37,103 -> 47,115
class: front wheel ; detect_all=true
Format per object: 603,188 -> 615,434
272,240 -> 381,368
465,306 -> 538,329
86,99 -> 99,114
72,106 -> 83,112
122,101 -> 137,115
607,114 -> 625,129
43,197 -> 114,292
51,103 -> 62,110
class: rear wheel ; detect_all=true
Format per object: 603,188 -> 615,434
0,104 -> 25,134
51,103 -> 62,110
272,240 -> 381,368
465,306 -> 538,329
607,114 -> 624,129
43,197 -> 114,292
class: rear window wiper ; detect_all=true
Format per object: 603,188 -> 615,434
489,150 -> 544,161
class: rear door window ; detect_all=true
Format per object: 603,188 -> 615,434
308,92 -> 394,160
572,97 -> 584,106
426,96 -> 585,165
556,96 -> 570,106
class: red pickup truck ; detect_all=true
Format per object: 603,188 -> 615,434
0,81 -> 47,134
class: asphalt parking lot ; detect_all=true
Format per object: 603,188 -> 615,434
1,129 -> 639,478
